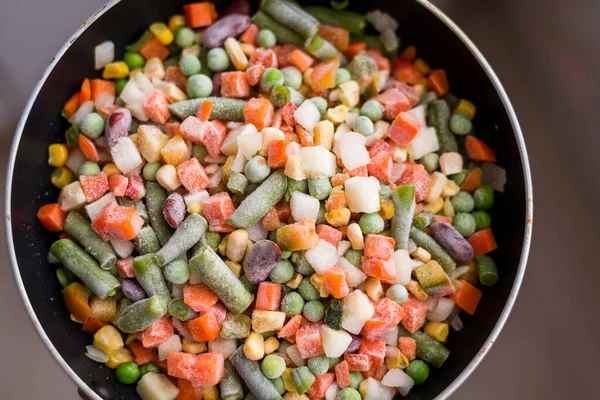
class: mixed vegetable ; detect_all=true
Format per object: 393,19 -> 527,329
38,1 -> 506,399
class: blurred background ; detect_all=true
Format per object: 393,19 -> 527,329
0,0 -> 598,398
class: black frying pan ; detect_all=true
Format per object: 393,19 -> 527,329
5,0 -> 533,399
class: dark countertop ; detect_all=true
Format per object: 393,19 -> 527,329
0,0 -> 597,398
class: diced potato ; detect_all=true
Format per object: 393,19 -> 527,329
160,135 -> 190,166
136,372 -> 179,400
300,146 -> 337,177
321,325 -> 352,357
344,177 -> 380,213
284,154 -> 307,181
364,377 -> 395,400
305,239 -> 339,274
251,310 -> 286,333
111,137 -> 143,174
381,369 -> 414,396
157,335 -> 182,361
237,132 -> 263,160
426,172 -> 448,203
137,125 -> 169,163
342,290 -> 374,334
58,181 -> 86,212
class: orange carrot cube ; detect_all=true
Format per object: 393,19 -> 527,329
388,112 -> 421,146
144,90 -> 172,125
256,282 -> 282,311
344,354 -> 370,372
277,314 -> 306,340
63,92 -> 80,119
139,37 -> 170,61
80,78 -> 91,103
177,379 -> 205,400
428,69 -> 450,96
240,23 -> 259,45
367,152 -> 392,182
37,203 -> 67,232
128,340 -> 157,366
306,372 -> 335,399
189,352 -> 224,387
183,2 -> 217,28
201,192 -> 236,232
275,220 -> 319,251
396,163 -> 431,203
361,298 -> 405,340
465,136 -> 497,162
202,120 -> 227,158
109,174 -> 128,197
243,98 -> 274,130
179,116 -> 209,144
310,57 -> 339,92
81,317 -> 108,335
187,313 -> 221,342
90,79 -> 116,102
361,257 -> 397,281
295,322 -> 325,359
344,164 -> 368,177
167,352 -> 197,380
331,173 -> 350,187
358,338 -> 386,367
392,59 -> 425,85
398,337 -> 417,361
344,42 -> 366,59
221,71 -> 250,98
399,46 -> 417,62
335,360 -> 351,389
205,302 -> 227,326
318,25 -> 350,52
376,88 -> 411,120
116,257 -> 135,278
267,140 -> 288,168
245,64 -> 266,86
452,280 -> 483,315
78,134 -> 100,161
316,224 -> 343,247
288,49 -> 314,72
183,284 -> 219,313
399,296 -> 428,333
323,267 -> 349,299
125,174 -> 146,200
295,124 -> 314,147
91,203 -> 144,240
367,49 -> 390,71
164,67 -> 188,91
460,167 -> 482,193
250,48 -> 279,68
143,317 -> 174,348
177,158 -> 209,193
467,228 -> 498,257
364,234 -> 395,260
79,172 -> 109,203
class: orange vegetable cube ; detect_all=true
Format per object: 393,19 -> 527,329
323,267 -> 349,299
364,234 -> 395,260
179,116 -> 210,144
399,45 -> 417,62
37,203 -> 67,232
220,71 -> 250,98
240,23 -> 259,45
183,2 -> 217,28
256,282 -> 282,311
80,78 -> 91,104
391,59 -> 426,85
63,92 -> 80,119
275,220 -> 319,251
143,316 -> 174,348
306,372 -> 335,399
310,57 -> 340,93
358,338 -> 386,368
116,256 -> 135,278
399,296 -> 428,333
467,228 -> 498,257
396,163 -> 431,203
344,164 -> 368,177
81,317 -> 108,335
128,340 -> 158,366
316,224 -> 343,247
177,158 -> 209,193
164,66 -> 188,91
177,379 -> 205,400
335,360 -> 351,388
251,48 -> 280,69
295,322 -> 325,359
165,121 -> 181,138
267,140 -> 288,168
61,282 -> 91,323
167,352 -> 198,380
183,284 -> 219,313
331,173 -> 350,187
125,174 -> 146,200
288,49 -> 314,72
376,88 -> 411,120
460,167 -> 482,193
109,174 -> 129,197
277,314 -> 306,340
144,90 -> 172,125
344,354 -> 370,372
452,280 -> 483,315
318,25 -> 350,52
245,63 -> 266,86
428,69 -> 450,96
202,120 -> 227,158
189,352 -> 225,387
187,313 -> 221,342
78,134 -> 100,161
201,192 -> 236,232
140,37 -> 170,60
398,337 -> 417,361
363,362 -> 388,381
295,124 -> 314,147
91,203 -> 144,240
361,257 -> 397,281
205,302 -> 227,326
79,172 -> 109,202
465,136 -> 497,162
367,49 -> 390,71
243,98 -> 274,130
361,298 -> 405,340
344,42 -> 366,59
367,152 -> 392,182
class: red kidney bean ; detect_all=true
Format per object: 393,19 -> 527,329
122,279 -> 147,301
243,240 -> 282,283
429,222 -> 474,262
203,14 -> 252,48
163,192 -> 186,229
104,107 -> 131,148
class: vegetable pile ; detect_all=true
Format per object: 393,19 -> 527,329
38,1 -> 506,399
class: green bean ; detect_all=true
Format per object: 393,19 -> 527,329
230,346 -> 283,400
133,254 -> 172,301
169,97 -> 247,121
50,239 -> 120,298
304,35 -> 348,65
117,296 -> 168,333
56,268 -> 71,288
167,298 -> 197,321
304,6 -> 365,35
477,255 -> 499,286
412,211 -> 434,230
271,85 -> 305,108
291,366 -> 315,395
226,170 -> 287,229
262,0 -> 320,39
221,360 -> 245,400
391,185 -> 416,251
144,182 -> 174,246
156,213 -> 208,265
253,11 -> 304,48
409,227 -> 456,272
63,212 -> 116,270
133,226 -> 161,255
428,100 -> 458,153
398,326 -> 450,368
125,30 -> 153,52
190,246 -> 254,314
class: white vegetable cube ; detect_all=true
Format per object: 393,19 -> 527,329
339,81 -> 360,109
305,239 -> 339,274
342,290 -> 375,334
337,240 -> 352,256
136,372 -> 179,400
381,369 -> 414,395
337,257 -> 367,287
382,326 -> 399,346
134,71 -> 154,96
408,126 -> 439,160
344,177 -> 381,213
85,193 -> 117,221
137,125 -> 169,163
157,335 -> 182,361
127,102 -> 149,122
237,132 -> 263,160
208,337 -> 237,359
284,154 -> 306,181
427,297 -> 456,322
300,146 -> 337,177
246,220 -> 269,242
439,152 -> 463,176
294,99 -> 321,131
286,344 -> 306,367
380,27 -> 399,52
340,132 -> 370,170
406,105 -> 426,126
364,377 -> 395,400
260,127 -> 285,156
426,172 -> 448,203
365,120 -> 389,147
156,165 -> 181,191
286,141 -> 302,155
110,239 -> 134,258
58,181 -> 86,212
183,191 -> 209,208
68,100 -> 94,126
221,123 -> 257,156
95,41 -> 115,70
325,383 -> 340,400
321,325 -> 352,357
120,79 -> 146,105
314,120 -> 335,151
290,191 -> 320,222
111,137 -> 143,175
392,249 -> 412,285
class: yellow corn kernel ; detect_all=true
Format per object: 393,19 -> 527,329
310,274 -> 330,298
182,338 -> 207,354
102,163 -> 120,177
51,167 -> 74,189
243,331 -> 265,361
125,333 -> 140,345
443,197 -> 455,218
281,369 -> 296,392
202,385 -> 219,400
129,68 -> 143,79
346,223 -> 364,250
441,179 -> 460,198
314,120 -> 334,151
325,105 -> 349,125
302,68 -> 313,86
325,207 -> 351,227
105,348 -> 134,369
144,57 -> 166,80
168,14 -> 187,33
454,99 -> 476,120
380,197 -> 395,219
225,260 -> 242,277
149,22 -> 174,46
264,336 -> 280,355
423,197 -> 444,214
93,325 -> 124,354
365,277 -> 383,302
406,279 -> 428,301
187,203 -> 202,214
298,84 -> 312,97
218,234 -> 229,256
286,273 -> 303,289
48,144 -> 68,167
424,321 -> 449,343
103,62 -> 130,80
413,58 -> 430,75
413,247 -> 432,263
284,393 -> 308,400
240,43 -> 256,57
385,346 -> 409,369
181,44 -> 201,59
339,80 -> 360,109
224,37 -> 249,71
359,379 -> 369,398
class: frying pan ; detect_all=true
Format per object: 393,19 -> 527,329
5,0 -> 533,399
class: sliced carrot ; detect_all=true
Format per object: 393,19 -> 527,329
399,45 -> 417,62
256,282 -> 282,311
277,315 -> 306,340
428,69 -> 450,96
139,37 -> 170,61
79,172 -> 109,202
197,100 -> 213,122
288,49 -> 314,73
318,25 -> 350,52
187,312 -> 221,342
267,140 -> 288,168
391,59 -> 426,85
37,203 -> 67,232
220,71 -> 250,98
240,23 -> 259,46
81,317 -> 108,334
128,340 -> 157,366
142,317 -> 174,348
387,112 -> 421,146
467,228 -> 498,258
183,283 -> 218,313
361,257 -> 396,281
177,379 -> 205,400
90,79 -> 116,102
78,134 -> 100,161
61,282 -> 91,323
63,92 -> 80,118
295,124 -> 314,147
188,352 -> 225,387
460,167 -> 482,193
452,280 -> 482,315
164,66 -> 188,91
367,49 -> 391,71
465,136 -> 497,162
183,2 -> 217,28
79,79 -> 91,104
345,42 -> 367,58
243,97 -> 274,130
323,267 -> 349,299
310,56 -> 340,93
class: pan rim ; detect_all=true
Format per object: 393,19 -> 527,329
4,1 -> 533,399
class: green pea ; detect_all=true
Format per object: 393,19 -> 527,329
386,284 -> 408,304
354,115 -> 374,137
207,47 -> 230,72
360,99 -> 383,122
449,114 -> 472,135
260,68 -> 285,93
344,249 -> 363,270
271,377 -> 286,395
473,185 -> 494,210
303,300 -> 325,322
175,27 -> 196,49
179,54 -> 201,77
186,74 -> 213,98
335,68 -> 351,86
281,292 -> 305,317
79,113 -> 105,139
358,212 -> 384,234
298,278 -> 319,301
349,371 -> 363,389
77,161 -> 100,177
257,29 -> 277,48
281,66 -> 302,90
163,260 -> 190,284
142,162 -> 160,181
115,79 -> 128,96
270,259 -> 295,284
310,97 -> 328,118
337,387 -> 361,400
56,268 -> 70,288
139,363 -> 160,377
328,357 -> 340,369
227,171 -> 249,195
123,51 -> 145,70
65,125 -> 79,146
452,212 -> 476,237
308,355 -> 329,376
244,155 -> 271,183
308,176 -> 332,200
261,354 -> 286,379
451,170 -> 468,185
451,191 -> 475,213
471,210 -> 491,231
405,360 -> 430,385
115,362 -> 141,384
420,152 -> 440,173
379,184 -> 393,199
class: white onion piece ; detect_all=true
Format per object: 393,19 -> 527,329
226,121 -> 244,130
68,100 -> 94,126
286,344 -> 305,367
427,297 -> 456,322
391,162 -> 406,183
126,103 -> 149,122
208,168 -> 223,188
94,93 -> 115,112
134,71 -> 154,96
366,10 -> 399,33
449,265 -> 471,280
450,313 -> 464,331
95,41 -> 114,70
85,345 -> 109,363
120,80 -> 146,105
380,28 -> 399,52
340,132 -> 370,170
